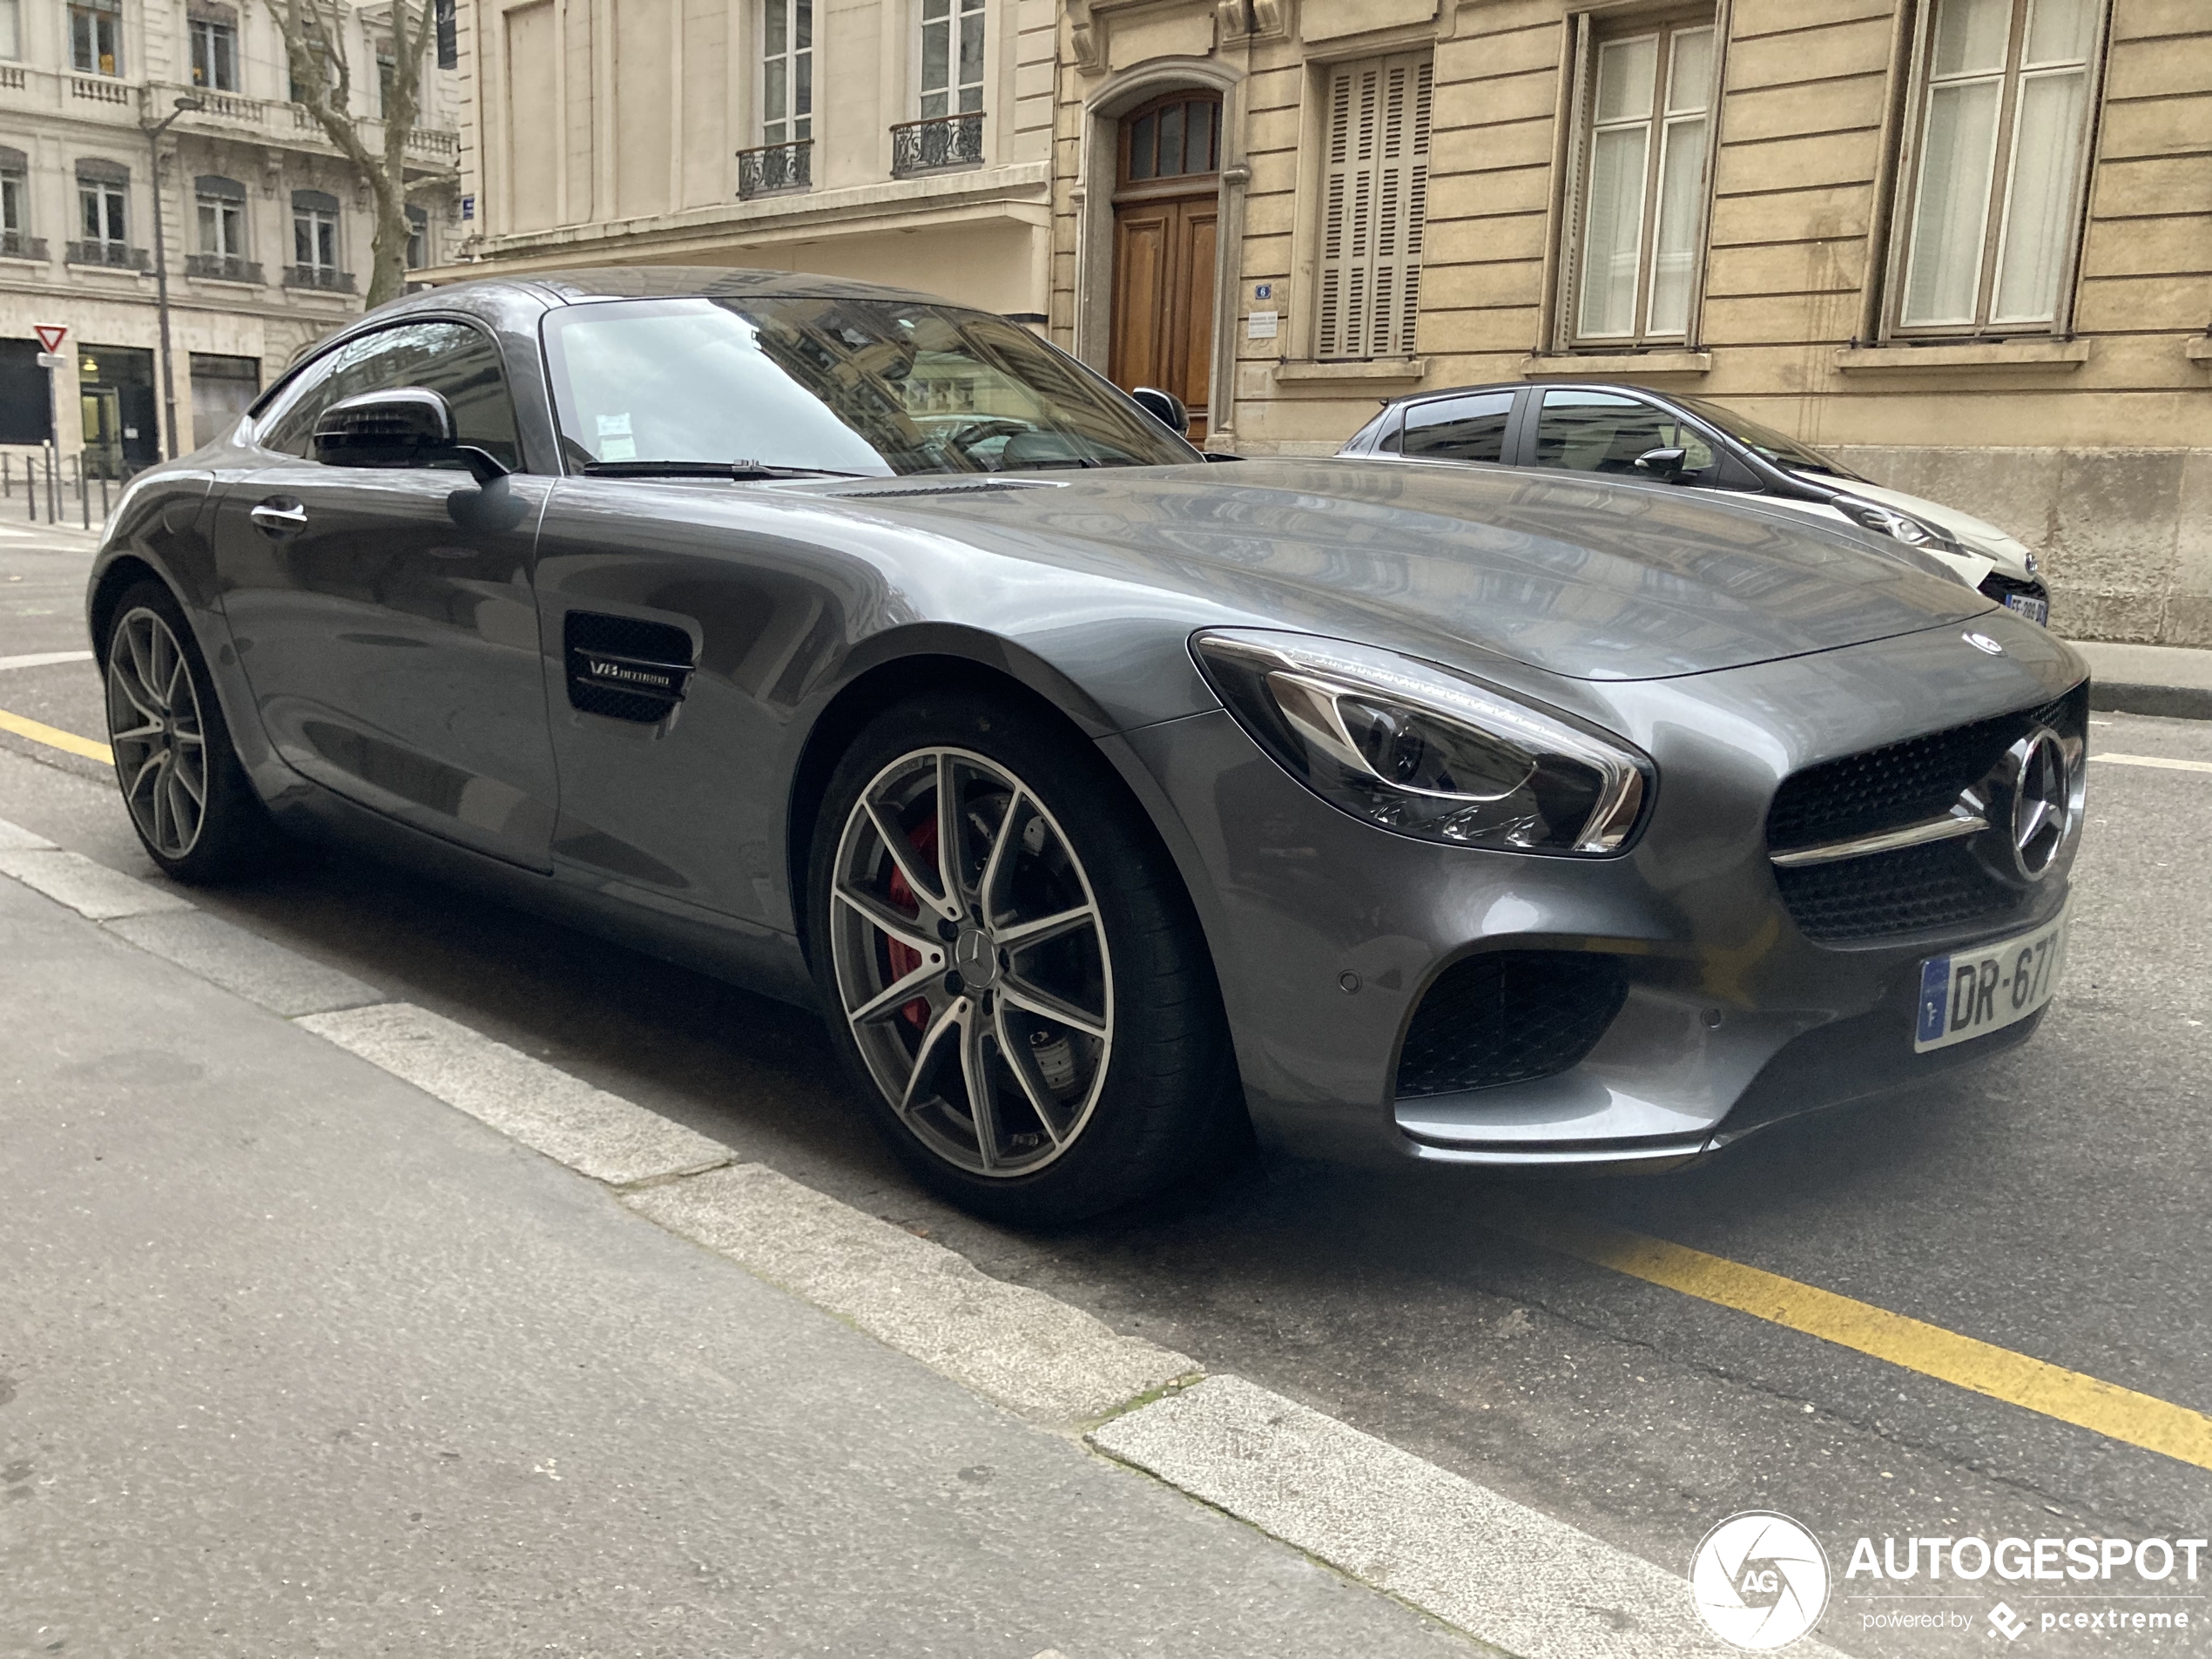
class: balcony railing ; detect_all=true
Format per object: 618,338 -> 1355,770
737,139 -> 810,199
284,262 -> 355,293
71,75 -> 132,104
0,232 -> 47,261
194,91 -> 266,122
186,253 -> 263,283
890,111 -> 984,177
66,239 -> 148,270
0,67 -> 24,91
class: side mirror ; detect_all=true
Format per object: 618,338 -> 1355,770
314,387 -> 507,482
1633,446 -> 1689,480
1130,386 -> 1190,435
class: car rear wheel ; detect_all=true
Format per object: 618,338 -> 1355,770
809,691 -> 1238,1224
103,581 -> 273,883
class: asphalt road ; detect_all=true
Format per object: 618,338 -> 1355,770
3,518 -> 2208,1656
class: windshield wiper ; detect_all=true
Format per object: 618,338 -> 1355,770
581,460 -> 871,481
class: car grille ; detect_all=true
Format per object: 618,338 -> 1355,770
1395,951 -> 1626,1098
1767,685 -> 2086,944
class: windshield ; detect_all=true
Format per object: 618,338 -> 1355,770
1670,394 -> 1858,480
541,295 -> 1198,476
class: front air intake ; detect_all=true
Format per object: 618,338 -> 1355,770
1394,951 -> 1627,1098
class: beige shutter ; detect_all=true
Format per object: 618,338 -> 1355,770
1316,53 -> 1432,361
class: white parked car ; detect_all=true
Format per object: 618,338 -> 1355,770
1337,381 -> 2048,624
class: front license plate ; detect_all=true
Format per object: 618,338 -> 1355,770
2005,593 -> 2049,626
1914,911 -> 2067,1053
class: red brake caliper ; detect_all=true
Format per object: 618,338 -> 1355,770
884,818 -> 937,1030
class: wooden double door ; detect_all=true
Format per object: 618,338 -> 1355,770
1109,93 -> 1222,442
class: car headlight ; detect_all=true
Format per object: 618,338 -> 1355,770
1190,630 -> 1650,856
1834,496 -> 1955,550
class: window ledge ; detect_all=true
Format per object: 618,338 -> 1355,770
1834,339 -> 2091,372
1272,357 -> 1426,385
1521,349 -> 1710,378
2187,337 -> 2212,366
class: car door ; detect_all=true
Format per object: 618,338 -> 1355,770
1389,389 -> 1522,466
211,319 -> 559,870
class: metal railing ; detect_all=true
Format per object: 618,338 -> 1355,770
185,253 -> 263,283
890,111 -> 984,177
284,262 -> 355,293
0,232 -> 47,261
65,239 -> 150,269
737,138 -> 811,199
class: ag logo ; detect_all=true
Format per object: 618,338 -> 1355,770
1689,1511 -> 1831,1650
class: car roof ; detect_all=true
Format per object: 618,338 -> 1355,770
1387,381 -> 1689,408
437,265 -> 954,310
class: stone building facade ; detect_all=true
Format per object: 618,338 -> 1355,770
0,0 -> 462,473
437,0 -> 1056,320
1052,0 -> 2212,643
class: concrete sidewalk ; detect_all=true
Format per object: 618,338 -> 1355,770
0,870 -> 1487,1659
2072,638 -> 2212,720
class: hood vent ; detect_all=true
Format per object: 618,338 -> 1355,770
826,478 -> 1066,501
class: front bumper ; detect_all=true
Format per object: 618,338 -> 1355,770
1119,611 -> 2085,1169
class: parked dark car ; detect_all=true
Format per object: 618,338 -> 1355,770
1339,381 -> 2051,624
87,269 -> 2085,1223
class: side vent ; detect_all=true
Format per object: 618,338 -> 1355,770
564,611 -> 695,725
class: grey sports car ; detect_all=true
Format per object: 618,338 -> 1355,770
87,268 -> 2087,1223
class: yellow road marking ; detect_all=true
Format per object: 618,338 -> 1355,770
2092,752 -> 2212,775
1486,1196 -> 2212,1471
0,707 -> 111,765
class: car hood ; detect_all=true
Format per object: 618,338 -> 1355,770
814,457 -> 1993,683
1790,472 -> 2036,581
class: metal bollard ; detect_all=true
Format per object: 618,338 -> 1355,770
100,472 -> 110,522
78,458 -> 89,529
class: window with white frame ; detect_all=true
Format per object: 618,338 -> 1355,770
190,17 -> 239,91
1568,16 -> 1716,347
1314,52 -> 1433,361
80,178 -> 127,248
405,204 -> 428,268
761,0 -> 813,147
293,191 -> 340,274
0,0 -> 23,61
1892,0 -> 2103,334
918,0 -> 984,120
70,0 -> 122,74
0,162 -> 26,249
197,179 -> 246,258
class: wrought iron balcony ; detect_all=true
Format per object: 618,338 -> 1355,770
890,111 -> 984,177
65,239 -> 148,270
186,253 -> 263,283
284,263 -> 356,293
0,232 -> 47,261
737,139 -> 811,199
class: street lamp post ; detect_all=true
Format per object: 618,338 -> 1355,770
144,96 -> 204,463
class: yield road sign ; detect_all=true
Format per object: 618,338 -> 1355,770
33,324 -> 66,354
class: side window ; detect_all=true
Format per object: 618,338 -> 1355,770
256,321 -> 522,468
1397,392 -> 1514,463
1530,389 -> 1714,476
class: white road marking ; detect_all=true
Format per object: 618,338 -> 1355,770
298,1001 -> 734,1187
0,651 -> 94,671
0,842 -> 192,920
2091,752 -> 2212,775
1092,1375 -> 1847,1659
626,1163 -> 1195,1425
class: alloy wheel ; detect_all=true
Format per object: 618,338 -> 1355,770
105,606 -> 209,860
828,746 -> 1114,1177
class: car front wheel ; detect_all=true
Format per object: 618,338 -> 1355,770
809,691 -> 1238,1224
103,581 -> 273,882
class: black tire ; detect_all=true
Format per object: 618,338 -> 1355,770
808,688 -> 1239,1225
102,580 -> 277,884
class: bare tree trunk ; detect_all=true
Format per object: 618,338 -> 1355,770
265,0 -> 437,309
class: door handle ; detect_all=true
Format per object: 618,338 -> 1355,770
249,500 -> 307,535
